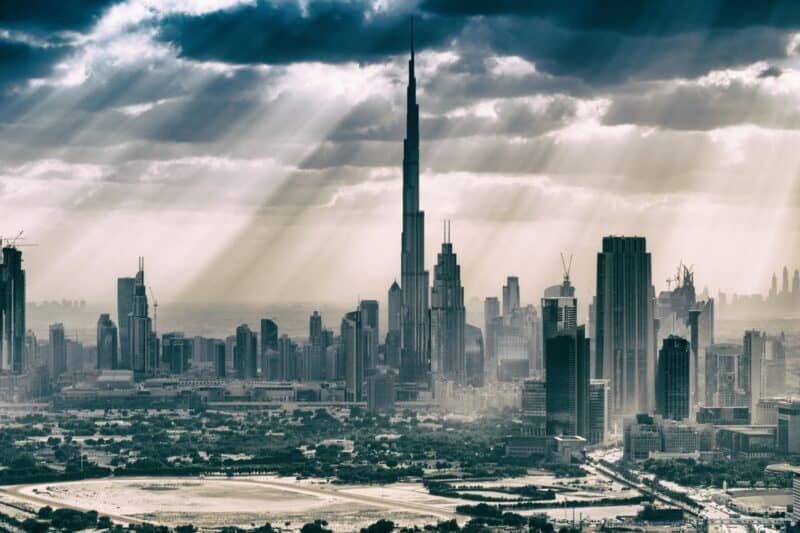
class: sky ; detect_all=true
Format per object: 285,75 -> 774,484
3,0 -> 800,310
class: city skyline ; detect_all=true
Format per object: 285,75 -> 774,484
3,2 -> 800,306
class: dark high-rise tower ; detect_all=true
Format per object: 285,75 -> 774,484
655,335 -> 690,421
117,276 -> 135,369
0,246 -> 25,373
400,20 -> 429,384
96,313 -> 118,370
595,236 -> 655,415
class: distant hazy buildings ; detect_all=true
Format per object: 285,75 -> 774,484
96,313 -> 118,370
0,245 -> 25,373
595,236 -> 655,416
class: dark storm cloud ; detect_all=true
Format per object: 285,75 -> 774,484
0,0 -> 117,33
0,38 -> 72,88
463,17 -> 790,84
158,0 -> 463,65
154,0 -> 800,85
421,0 -> 800,34
759,65 -> 782,78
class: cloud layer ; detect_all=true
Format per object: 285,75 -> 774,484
2,0 -> 800,310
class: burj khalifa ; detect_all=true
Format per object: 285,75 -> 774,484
400,21 -> 429,385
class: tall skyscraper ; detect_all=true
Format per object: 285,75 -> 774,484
430,223 -> 466,384
96,313 -> 118,370
359,300 -> 379,369
388,281 -> 401,334
483,297 -> 500,379
399,24 -> 429,385
502,276 -> 520,317
129,258 -> 153,376
260,318 -> 278,378
743,330 -> 765,416
49,323 -> 66,380
595,236 -> 655,415
309,311 -> 322,346
341,310 -> 364,401
234,324 -> 257,379
464,324 -> 484,387
0,245 -> 25,373
656,336 -> 691,421
116,276 -> 135,370
687,298 -> 714,415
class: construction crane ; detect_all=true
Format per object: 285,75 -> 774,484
560,251 -> 573,283
0,230 -> 38,248
149,287 -> 158,333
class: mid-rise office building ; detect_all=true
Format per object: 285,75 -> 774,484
588,379 -> 610,444
367,370 -> 396,413
234,324 -> 257,379
49,323 -> 66,380
656,336 -> 691,421
96,314 -> 118,370
545,325 -> 589,437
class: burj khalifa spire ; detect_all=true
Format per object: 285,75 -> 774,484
400,18 -> 429,385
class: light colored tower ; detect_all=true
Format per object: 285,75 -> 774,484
400,20 -> 429,385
